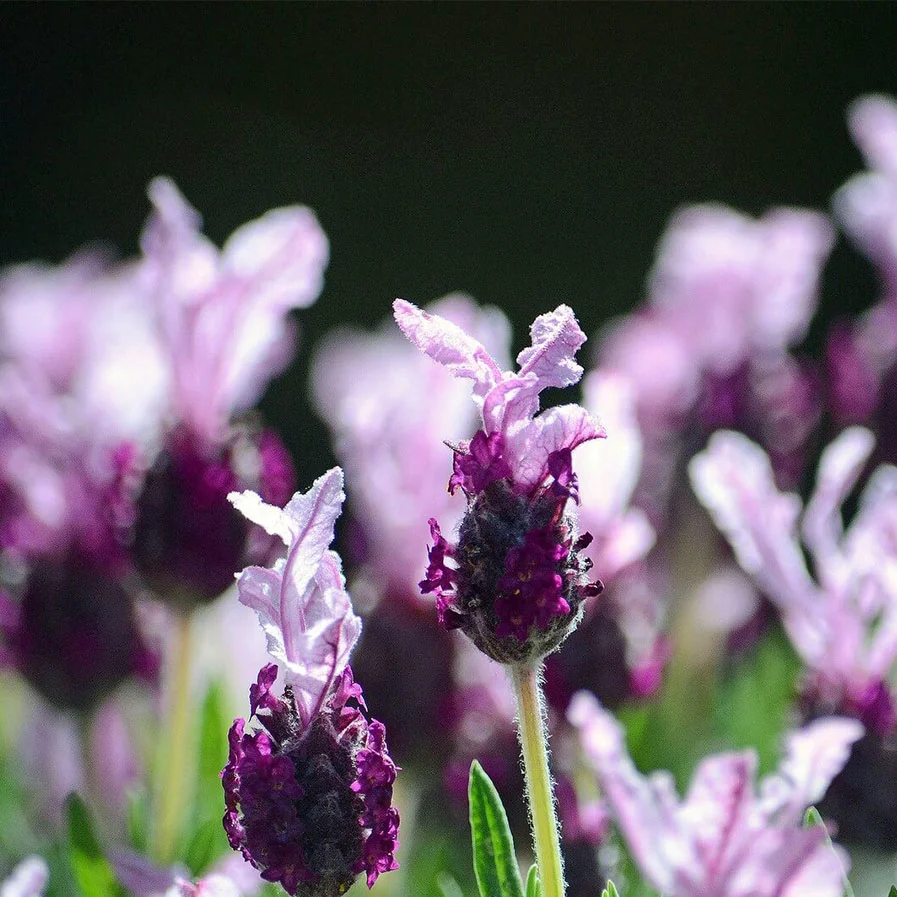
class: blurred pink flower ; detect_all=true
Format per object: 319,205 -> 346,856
141,177 -> 327,445
0,253 -> 164,560
574,371 -> 654,583
569,692 -> 862,897
691,426 -> 897,735
836,94 -> 897,297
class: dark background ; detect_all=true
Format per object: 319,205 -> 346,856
1,4 -> 894,481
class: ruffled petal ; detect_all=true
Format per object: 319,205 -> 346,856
515,304 -> 587,390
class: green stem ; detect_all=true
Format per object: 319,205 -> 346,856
151,610 -> 194,864
510,663 -> 565,897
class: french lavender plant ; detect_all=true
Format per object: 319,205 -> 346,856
393,298 -> 606,897
223,468 -> 399,896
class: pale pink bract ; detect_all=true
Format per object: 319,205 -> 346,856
569,692 -> 862,897
228,468 -> 361,728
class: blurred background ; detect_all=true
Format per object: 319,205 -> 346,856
2,3 -> 895,486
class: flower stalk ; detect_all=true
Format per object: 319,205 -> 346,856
510,663 -> 565,897
151,610 -> 194,864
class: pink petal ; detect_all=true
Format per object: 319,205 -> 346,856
568,692 -> 681,893
0,857 -> 49,897
848,94 -> 897,176
515,304 -> 588,390
689,431 -> 817,617
392,298 -> 504,400
802,426 -> 875,584
759,717 -> 864,822
505,404 -> 606,490
232,469 -> 361,725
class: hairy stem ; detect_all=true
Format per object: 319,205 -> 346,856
510,663 -> 565,897
151,610 -> 194,864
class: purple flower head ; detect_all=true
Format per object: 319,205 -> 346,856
224,469 -> 399,895
393,299 -> 605,664
569,693 -> 863,897
835,95 -> 897,299
140,177 -> 328,446
691,427 -> 897,737
133,423 -> 294,608
0,556 -> 157,713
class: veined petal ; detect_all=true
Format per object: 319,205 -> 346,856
568,692 -> 681,893
392,298 -> 504,400
802,426 -> 874,582
233,469 -> 361,726
505,404 -> 606,490
689,431 -> 818,617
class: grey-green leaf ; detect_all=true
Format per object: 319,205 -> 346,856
65,794 -> 125,897
469,761 -> 525,897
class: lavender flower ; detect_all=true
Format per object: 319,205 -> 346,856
133,177 -> 325,606
827,96 -> 897,452
223,469 -> 399,896
0,252 -> 159,713
569,693 -> 863,897
600,203 -> 832,509
394,299 -> 605,665
312,294 -> 511,757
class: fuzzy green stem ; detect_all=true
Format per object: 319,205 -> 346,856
151,610 -> 194,864
510,663 -> 565,897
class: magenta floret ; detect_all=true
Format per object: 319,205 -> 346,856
222,666 -> 399,897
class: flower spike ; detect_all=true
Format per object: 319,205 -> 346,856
223,468 -> 399,895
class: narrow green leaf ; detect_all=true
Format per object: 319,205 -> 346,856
65,794 -> 125,897
602,883 -> 620,897
468,761 -> 525,897
437,872 -> 465,897
525,864 -> 542,897
184,817 -> 224,877
195,681 -> 229,824
888,888 -> 897,897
